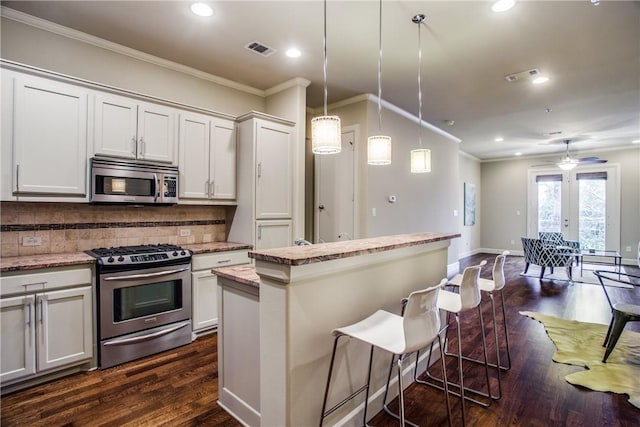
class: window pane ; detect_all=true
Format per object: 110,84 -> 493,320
538,181 -> 561,232
579,179 -> 606,250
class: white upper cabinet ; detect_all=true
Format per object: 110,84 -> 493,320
179,112 -> 236,202
94,93 -> 176,164
12,76 -> 88,196
255,120 -> 293,219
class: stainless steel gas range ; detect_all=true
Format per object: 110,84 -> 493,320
86,244 -> 193,369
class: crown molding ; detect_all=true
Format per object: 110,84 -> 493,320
265,78 -> 311,97
1,6 -> 265,97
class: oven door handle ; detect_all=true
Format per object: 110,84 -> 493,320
103,322 -> 189,346
102,267 -> 189,281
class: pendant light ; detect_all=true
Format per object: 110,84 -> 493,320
312,0 -> 341,154
410,14 -> 431,174
367,0 -> 392,165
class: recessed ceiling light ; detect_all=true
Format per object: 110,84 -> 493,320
286,48 -> 301,58
515,152 -> 523,156
190,3 -> 213,17
492,0 -> 516,13
495,137 -> 504,142
632,139 -> 640,144
532,76 -> 550,84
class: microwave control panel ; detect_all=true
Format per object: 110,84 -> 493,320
163,176 -> 177,197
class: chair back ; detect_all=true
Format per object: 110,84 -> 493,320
458,260 -> 487,311
521,237 -> 543,264
539,231 -> 564,247
492,251 -> 509,291
402,281 -> 444,353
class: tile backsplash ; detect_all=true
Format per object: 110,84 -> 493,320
0,202 -> 229,257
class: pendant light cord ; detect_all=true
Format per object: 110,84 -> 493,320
377,0 -> 383,131
418,20 -> 423,148
323,0 -> 328,117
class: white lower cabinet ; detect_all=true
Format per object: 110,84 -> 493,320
0,267 -> 94,387
255,220 -> 292,251
191,250 -> 250,333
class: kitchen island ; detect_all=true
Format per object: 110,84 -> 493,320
213,232 -> 459,427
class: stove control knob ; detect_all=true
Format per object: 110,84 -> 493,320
107,257 -> 115,263
172,251 -> 179,256
117,256 -> 125,262
180,251 -> 186,256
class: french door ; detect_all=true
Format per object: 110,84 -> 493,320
527,165 -> 620,251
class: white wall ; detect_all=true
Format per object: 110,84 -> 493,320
481,147 -> 640,263
1,16 -> 265,116
458,152 -> 482,258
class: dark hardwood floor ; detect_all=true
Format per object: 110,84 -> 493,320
2,253 -> 639,426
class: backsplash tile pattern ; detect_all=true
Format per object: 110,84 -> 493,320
0,202 -> 229,257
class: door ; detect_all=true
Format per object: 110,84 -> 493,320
0,295 -> 36,383
210,118 -> 237,200
37,287 -> 93,372
13,76 -> 88,195
527,165 -> 620,251
179,112 -> 210,199
94,93 -> 138,159
315,128 -> 357,243
137,102 -> 176,164
255,120 -> 293,219
192,270 -> 218,331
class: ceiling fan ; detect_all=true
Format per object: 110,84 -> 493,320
536,140 -> 608,170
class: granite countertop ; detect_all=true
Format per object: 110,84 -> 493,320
0,252 -> 96,273
249,232 -> 460,266
1,241 -> 253,273
184,241 -> 253,255
212,264 -> 260,288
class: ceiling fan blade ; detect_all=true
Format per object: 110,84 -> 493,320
578,157 -> 607,164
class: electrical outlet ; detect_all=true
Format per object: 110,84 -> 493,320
510,240 -> 515,245
23,236 -> 42,246
626,246 -> 632,252
179,229 -> 191,237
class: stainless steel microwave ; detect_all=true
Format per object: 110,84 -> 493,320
90,157 -> 178,204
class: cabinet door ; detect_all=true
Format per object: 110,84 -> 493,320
13,77 -> 88,195
179,112 -> 211,199
210,118 -> 237,200
37,287 -> 93,373
138,102 -> 176,164
255,220 -> 293,250
192,270 -> 218,332
0,295 -> 36,383
255,121 -> 293,219
93,93 -> 138,160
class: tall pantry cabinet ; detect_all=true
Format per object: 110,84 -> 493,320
228,113 -> 295,250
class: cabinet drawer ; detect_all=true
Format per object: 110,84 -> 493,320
191,250 -> 250,271
1,266 -> 93,297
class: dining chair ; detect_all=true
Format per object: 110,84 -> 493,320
593,270 -> 640,362
319,281 -> 452,427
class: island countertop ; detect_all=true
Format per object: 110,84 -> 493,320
248,232 -> 460,266
212,264 -> 260,288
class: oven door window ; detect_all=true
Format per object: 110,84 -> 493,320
113,280 -> 182,322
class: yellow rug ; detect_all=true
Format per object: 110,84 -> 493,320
521,311 -> 640,409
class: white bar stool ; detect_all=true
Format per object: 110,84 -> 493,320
415,261 -> 490,427
319,281 -> 452,427
447,251 -> 511,399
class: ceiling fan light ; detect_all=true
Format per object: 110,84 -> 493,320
411,149 -> 431,173
368,135 -> 392,165
311,115 -> 342,154
557,157 -> 578,170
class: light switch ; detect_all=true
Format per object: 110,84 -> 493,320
453,209 -> 458,217
372,208 -> 377,217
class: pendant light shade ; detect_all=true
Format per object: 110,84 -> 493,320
312,0 -> 341,155
411,14 -> 431,174
312,116 -> 342,154
411,148 -> 432,173
367,0 -> 392,165
368,135 -> 392,165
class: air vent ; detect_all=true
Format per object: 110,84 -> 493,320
245,41 -> 276,57
505,68 -> 541,82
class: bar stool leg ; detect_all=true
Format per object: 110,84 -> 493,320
319,335 -> 341,427
498,290 -> 512,371
602,310 -> 629,363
